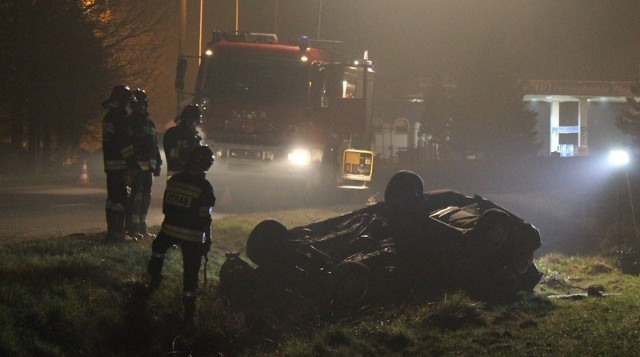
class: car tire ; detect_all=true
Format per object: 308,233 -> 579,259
245,219 -> 289,267
329,261 -> 371,308
384,170 -> 424,210
474,208 -> 511,248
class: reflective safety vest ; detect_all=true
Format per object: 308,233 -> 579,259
161,171 -> 215,243
102,108 -> 138,172
163,124 -> 201,173
131,111 -> 162,172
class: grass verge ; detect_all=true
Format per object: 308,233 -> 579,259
1,207 -> 640,356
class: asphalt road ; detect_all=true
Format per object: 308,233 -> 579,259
0,158 -> 607,255
0,171 -> 348,245
0,183 -> 165,245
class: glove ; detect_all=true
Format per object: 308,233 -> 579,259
202,239 -> 211,255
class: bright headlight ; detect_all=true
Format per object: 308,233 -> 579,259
287,149 -> 311,165
609,149 -> 630,167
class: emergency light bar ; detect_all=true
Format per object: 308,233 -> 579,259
211,31 -> 278,44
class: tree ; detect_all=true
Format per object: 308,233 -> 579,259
1,1 -> 111,161
88,0 -> 172,92
448,53 -> 541,161
421,75 -> 453,160
615,71 -> 640,147
0,0 -> 170,171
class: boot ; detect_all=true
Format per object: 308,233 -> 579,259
104,209 -> 117,241
113,213 -> 136,241
138,220 -> 155,240
147,256 -> 164,289
148,274 -> 162,291
183,295 -> 196,324
127,211 -> 141,239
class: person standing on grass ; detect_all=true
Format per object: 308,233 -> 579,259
147,145 -> 216,325
101,84 -> 140,242
127,88 -> 162,240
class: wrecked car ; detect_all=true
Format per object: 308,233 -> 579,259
219,171 -> 542,310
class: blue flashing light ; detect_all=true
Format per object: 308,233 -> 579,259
299,35 -> 310,53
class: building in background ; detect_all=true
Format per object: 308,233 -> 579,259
375,79 -> 634,162
524,80 -> 632,157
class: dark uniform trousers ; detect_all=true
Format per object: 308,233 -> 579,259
102,107 -> 138,238
128,112 -> 161,237
106,170 -> 130,234
147,170 -> 215,322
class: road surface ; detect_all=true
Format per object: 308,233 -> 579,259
0,171 -> 341,245
0,182 -> 168,245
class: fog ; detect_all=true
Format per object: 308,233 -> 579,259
148,0 -> 640,129
5,1 -> 639,255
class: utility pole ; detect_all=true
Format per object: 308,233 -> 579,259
199,0 -> 204,64
179,0 -> 186,57
177,0 -> 187,112
274,0 -> 279,34
362,50 -> 373,150
316,0 -> 323,39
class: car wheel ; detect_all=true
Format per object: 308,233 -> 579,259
245,219 -> 289,267
384,170 -> 424,210
329,261 -> 370,308
475,209 -> 511,248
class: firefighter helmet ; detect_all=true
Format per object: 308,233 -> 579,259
102,84 -> 135,109
131,88 -> 148,112
177,104 -> 203,128
188,145 -> 215,172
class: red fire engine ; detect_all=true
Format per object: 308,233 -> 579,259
178,31 -> 374,192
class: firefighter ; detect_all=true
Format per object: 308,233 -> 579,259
163,104 -> 203,178
147,145 -> 216,324
127,88 -> 162,239
101,84 -> 140,242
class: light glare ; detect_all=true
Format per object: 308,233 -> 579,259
287,149 -> 311,165
609,150 -> 630,166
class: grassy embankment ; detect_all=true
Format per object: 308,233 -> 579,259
1,205 -> 640,356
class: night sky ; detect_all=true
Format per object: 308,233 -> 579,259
202,0 -> 640,79
152,0 -> 640,125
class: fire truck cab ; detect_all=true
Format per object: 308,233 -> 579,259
179,31 -> 374,193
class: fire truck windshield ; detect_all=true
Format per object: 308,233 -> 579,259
199,58 -> 309,102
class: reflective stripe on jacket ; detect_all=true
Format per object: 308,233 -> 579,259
162,223 -> 206,243
160,170 -> 215,242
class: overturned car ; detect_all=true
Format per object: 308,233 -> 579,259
220,171 -> 542,310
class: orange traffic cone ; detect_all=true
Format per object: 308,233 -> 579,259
79,160 -> 90,186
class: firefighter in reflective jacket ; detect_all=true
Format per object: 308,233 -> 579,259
163,104 -> 203,178
128,88 -> 162,239
147,145 -> 216,324
101,84 -> 140,242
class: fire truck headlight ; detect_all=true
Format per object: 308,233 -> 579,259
287,149 -> 311,166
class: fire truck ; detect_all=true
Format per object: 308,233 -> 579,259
177,31 -> 374,193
